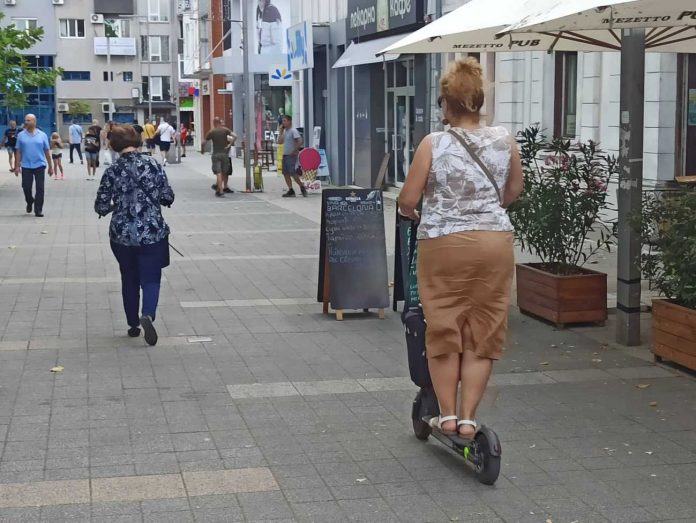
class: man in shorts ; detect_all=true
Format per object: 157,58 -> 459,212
277,115 -> 307,197
156,118 -> 175,166
2,120 -> 18,172
202,117 -> 237,197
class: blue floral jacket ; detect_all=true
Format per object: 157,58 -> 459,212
95,152 -> 175,247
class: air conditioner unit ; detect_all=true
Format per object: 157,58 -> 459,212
52,0 -> 64,5
57,103 -> 69,112
90,14 -> 104,24
4,0 -> 17,6
101,102 -> 115,113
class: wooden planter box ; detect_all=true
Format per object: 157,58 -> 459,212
652,299 -> 696,371
516,263 -> 607,327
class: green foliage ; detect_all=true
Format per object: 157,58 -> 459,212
0,13 -> 62,109
66,100 -> 91,117
508,125 -> 618,275
638,188 -> 696,309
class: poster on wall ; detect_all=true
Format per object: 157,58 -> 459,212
255,0 -> 291,55
688,89 -> 696,127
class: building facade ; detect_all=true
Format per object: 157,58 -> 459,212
1,0 -> 182,140
0,0 -> 58,134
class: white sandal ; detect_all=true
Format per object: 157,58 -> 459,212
428,415 -> 458,433
457,419 -> 478,438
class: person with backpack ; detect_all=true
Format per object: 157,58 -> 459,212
84,125 -> 101,179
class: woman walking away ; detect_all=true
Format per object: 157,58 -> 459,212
398,58 -> 524,439
95,125 -> 175,346
50,133 -> 65,180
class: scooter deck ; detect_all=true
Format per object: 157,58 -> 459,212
422,417 -> 479,458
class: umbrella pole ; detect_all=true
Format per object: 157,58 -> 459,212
616,28 -> 646,347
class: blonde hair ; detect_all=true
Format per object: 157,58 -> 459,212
439,57 -> 484,117
50,132 -> 61,145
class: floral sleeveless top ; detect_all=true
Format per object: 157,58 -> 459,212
417,126 -> 514,240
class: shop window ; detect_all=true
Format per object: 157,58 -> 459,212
554,52 -> 578,138
59,19 -> 85,38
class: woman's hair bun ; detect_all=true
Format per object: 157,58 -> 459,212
440,57 -> 485,116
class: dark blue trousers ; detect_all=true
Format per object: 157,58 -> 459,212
110,239 -> 166,328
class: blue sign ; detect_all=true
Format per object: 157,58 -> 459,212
286,21 -> 313,72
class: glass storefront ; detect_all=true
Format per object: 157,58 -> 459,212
386,58 -> 415,186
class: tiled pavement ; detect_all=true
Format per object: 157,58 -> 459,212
0,153 -> 695,523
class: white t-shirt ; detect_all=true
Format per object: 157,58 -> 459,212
157,123 -> 175,142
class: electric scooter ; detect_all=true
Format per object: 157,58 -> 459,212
398,217 -> 502,486
411,387 -> 502,485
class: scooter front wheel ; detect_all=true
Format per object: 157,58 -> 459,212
473,431 -> 501,485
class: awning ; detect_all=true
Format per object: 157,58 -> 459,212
333,34 -> 403,69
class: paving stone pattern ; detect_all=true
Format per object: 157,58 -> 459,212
0,155 -> 695,522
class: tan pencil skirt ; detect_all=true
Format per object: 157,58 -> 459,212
417,231 -> 514,360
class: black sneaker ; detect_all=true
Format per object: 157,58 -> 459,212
128,327 -> 141,338
26,203 -> 33,213
35,213 -> 44,217
223,188 -> 234,194
215,191 -> 224,197
140,315 -> 158,346
211,184 -> 217,191
282,189 -> 296,198
300,186 -> 308,197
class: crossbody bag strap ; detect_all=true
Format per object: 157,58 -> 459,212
447,129 -> 503,204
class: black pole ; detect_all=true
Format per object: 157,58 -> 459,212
616,28 -> 645,346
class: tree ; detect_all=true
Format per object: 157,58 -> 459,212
0,13 -> 62,109
66,100 -> 91,120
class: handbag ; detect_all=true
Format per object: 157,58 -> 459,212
448,129 -> 503,204
401,220 -> 432,388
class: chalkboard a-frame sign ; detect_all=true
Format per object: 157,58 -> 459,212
317,189 -> 390,321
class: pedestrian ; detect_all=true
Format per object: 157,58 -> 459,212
397,58 -> 524,438
50,132 -> 65,180
94,124 -> 175,346
68,120 -> 84,164
84,125 -> 101,179
179,123 -> 188,157
277,115 -> 307,197
202,117 -> 236,197
143,118 -> 157,156
2,120 -> 19,172
156,118 -> 175,166
12,114 -> 53,218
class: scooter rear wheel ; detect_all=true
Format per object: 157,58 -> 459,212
474,432 -> 501,485
412,418 -> 431,441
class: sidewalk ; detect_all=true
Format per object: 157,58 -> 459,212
0,152 -> 694,522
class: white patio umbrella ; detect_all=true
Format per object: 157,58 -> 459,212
381,0 -> 696,54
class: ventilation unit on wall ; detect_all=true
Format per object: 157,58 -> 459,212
52,0 -> 65,5
4,0 -> 17,6
101,102 -> 115,113
57,103 -> 70,112
90,14 -> 104,24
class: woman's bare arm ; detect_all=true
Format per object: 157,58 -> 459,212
503,140 -> 524,208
